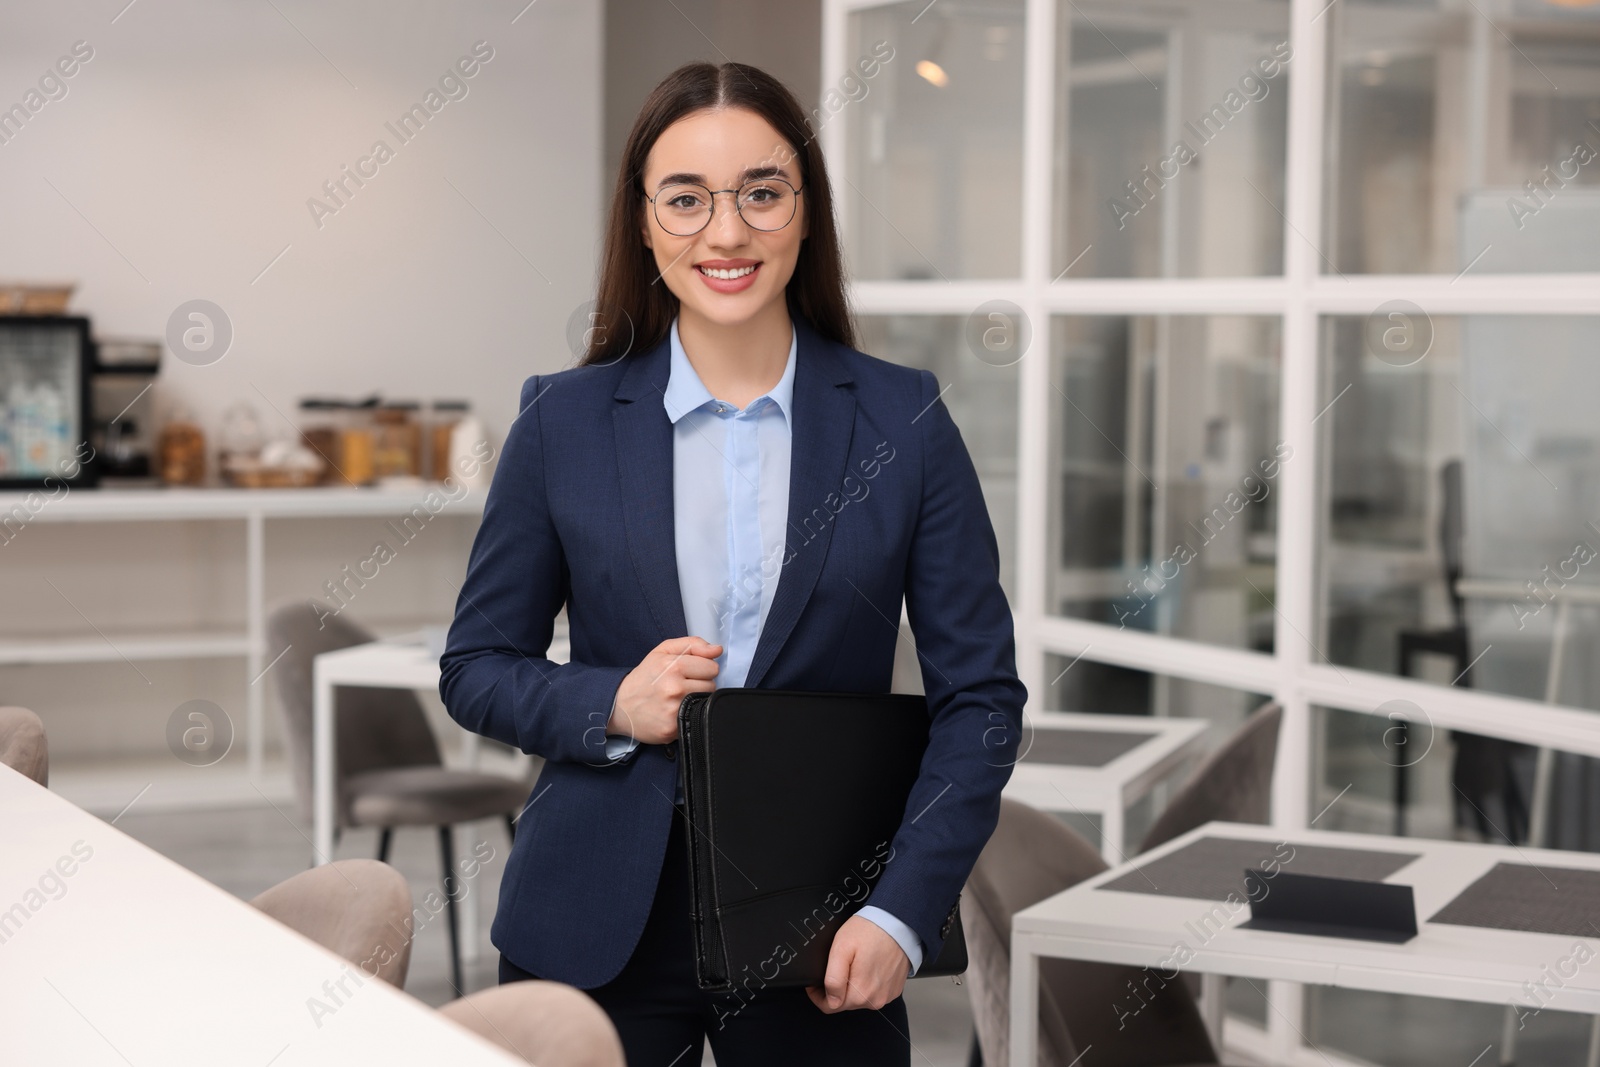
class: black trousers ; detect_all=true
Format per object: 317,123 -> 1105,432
498,802 -> 912,1067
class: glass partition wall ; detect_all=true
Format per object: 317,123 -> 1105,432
826,0 -> 1600,1062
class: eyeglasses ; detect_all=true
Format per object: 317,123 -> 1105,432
644,176 -> 804,237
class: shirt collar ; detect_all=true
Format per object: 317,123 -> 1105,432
662,314 -> 797,426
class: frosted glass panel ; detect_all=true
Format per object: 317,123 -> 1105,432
1053,0 -> 1291,278
1326,0 -> 1600,274
1048,315 -> 1283,652
1319,313 -> 1600,716
844,0 -> 1026,279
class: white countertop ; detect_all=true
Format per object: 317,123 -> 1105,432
0,483 -> 488,521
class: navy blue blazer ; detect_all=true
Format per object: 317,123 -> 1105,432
439,311 -> 1027,989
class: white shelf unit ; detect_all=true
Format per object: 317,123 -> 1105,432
0,484 -> 486,780
0,631 -> 254,666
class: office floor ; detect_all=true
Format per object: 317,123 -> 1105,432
114,801 -> 979,1066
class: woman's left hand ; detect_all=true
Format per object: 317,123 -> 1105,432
805,915 -> 909,1013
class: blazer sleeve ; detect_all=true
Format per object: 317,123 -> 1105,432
858,367 -> 1028,963
438,373 -> 632,766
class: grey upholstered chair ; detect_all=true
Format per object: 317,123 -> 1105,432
0,706 -> 48,786
963,797 -> 1221,1067
250,858 -> 415,988
266,601 -> 530,993
1137,701 -> 1283,854
1119,700 -> 1284,1027
438,983 -> 626,1067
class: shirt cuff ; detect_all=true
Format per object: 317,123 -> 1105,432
602,690 -> 638,762
855,905 -> 923,977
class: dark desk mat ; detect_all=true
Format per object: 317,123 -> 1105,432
1098,836 -> 1422,900
1017,728 -> 1150,767
1428,862 -> 1600,936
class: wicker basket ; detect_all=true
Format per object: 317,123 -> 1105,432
221,460 -> 323,489
0,283 -> 76,315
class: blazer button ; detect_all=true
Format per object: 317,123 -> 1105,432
665,741 -> 677,761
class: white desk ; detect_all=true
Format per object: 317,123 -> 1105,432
311,631 -> 569,965
0,763 -> 524,1066
1009,820 -> 1600,1067
1001,711 -> 1209,858
310,644 -> 1190,966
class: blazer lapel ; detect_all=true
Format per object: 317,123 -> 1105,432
610,316 -> 857,681
613,333 -> 689,642
744,317 -> 857,688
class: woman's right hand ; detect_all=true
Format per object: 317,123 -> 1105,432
607,636 -> 722,745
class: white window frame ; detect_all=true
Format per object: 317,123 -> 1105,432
826,0 -> 1600,1059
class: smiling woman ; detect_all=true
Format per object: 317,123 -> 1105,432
634,106 -> 811,388
442,56 -> 1024,1067
581,62 -> 854,382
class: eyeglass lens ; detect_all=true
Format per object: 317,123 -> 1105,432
653,179 -> 798,236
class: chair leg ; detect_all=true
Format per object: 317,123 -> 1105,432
439,824 -> 464,994
1393,721 -> 1409,836
376,827 -> 393,864
504,813 -> 516,843
318,825 -> 339,867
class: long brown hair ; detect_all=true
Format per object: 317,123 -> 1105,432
581,61 -> 856,366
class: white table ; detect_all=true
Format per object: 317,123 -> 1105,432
0,763 -> 524,1066
311,630 -> 568,965
1009,820 -> 1600,1067
309,641 -> 1196,966
1001,711 -> 1209,858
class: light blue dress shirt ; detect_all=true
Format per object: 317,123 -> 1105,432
602,314 -> 923,977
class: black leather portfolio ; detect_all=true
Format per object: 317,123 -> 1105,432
676,687 -> 968,993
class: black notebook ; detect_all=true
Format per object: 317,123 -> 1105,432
676,688 -> 968,993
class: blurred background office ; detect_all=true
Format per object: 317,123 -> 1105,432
3,0 -> 1600,1064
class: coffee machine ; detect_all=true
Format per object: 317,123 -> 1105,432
91,337 -> 161,484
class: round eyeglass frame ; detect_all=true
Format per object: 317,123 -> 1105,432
643,176 -> 805,237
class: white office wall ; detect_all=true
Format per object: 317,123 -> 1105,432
0,0 -> 602,440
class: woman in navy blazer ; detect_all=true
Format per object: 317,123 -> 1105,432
439,59 -> 1026,1065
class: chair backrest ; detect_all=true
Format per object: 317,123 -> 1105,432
266,601 -> 443,826
437,982 -> 625,1067
1439,458 -> 1465,624
249,858 -> 414,988
963,797 -> 1217,1067
1137,701 -> 1283,855
0,706 -> 48,786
